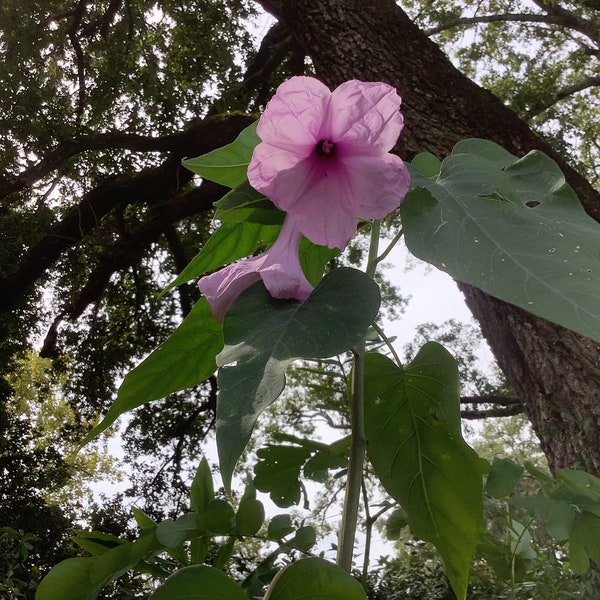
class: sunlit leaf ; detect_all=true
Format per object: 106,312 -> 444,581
364,346 -> 483,600
35,558 -> 106,600
264,557 -> 367,600
82,299 -> 222,445
38,528 -> 167,600
182,121 -> 259,188
402,139 -> 600,343
149,565 -> 248,599
213,181 -> 284,224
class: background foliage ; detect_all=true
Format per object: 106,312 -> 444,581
2,0 -> 600,597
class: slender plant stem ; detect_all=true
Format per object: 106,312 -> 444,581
336,220 -> 381,571
375,227 -> 403,265
360,478 -> 372,587
371,321 -> 402,366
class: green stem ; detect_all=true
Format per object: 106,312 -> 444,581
374,227 -> 403,266
371,321 -> 402,366
336,220 -> 381,572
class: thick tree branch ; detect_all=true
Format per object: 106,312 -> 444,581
40,181 -> 224,357
242,21 -> 293,92
461,395 -> 522,407
66,1 -> 90,130
530,0 -> 600,42
162,225 -> 198,317
525,75 -> 600,118
461,405 -> 524,419
1,131 -> 191,203
258,0 -> 600,476
460,395 -> 524,419
82,0 -> 123,38
0,113 -> 254,315
209,21 -> 299,114
426,12 -> 600,44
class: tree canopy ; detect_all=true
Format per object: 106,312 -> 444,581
2,0 -> 600,597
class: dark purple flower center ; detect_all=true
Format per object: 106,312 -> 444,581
316,139 -> 336,157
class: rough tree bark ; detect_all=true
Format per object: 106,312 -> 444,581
259,0 -> 600,475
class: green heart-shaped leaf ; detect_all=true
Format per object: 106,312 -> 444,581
216,267 -> 380,491
182,121 -> 259,189
364,345 -> 483,600
264,557 -> 367,600
403,139 -> 600,343
149,565 -> 248,599
82,298 -> 222,445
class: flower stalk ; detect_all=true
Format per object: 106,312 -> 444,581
337,220 -> 381,572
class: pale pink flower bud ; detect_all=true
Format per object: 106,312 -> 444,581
198,217 -> 313,321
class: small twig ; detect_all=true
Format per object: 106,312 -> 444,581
371,321 -> 402,367
374,227 -> 403,265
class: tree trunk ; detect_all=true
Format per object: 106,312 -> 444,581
260,0 -> 600,475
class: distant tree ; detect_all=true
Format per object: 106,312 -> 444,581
2,2 -> 600,581
0,354 -> 120,592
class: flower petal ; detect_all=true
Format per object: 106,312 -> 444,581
198,218 -> 313,321
256,76 -> 330,149
198,256 -> 265,321
339,153 -> 411,218
248,141 -> 306,200
253,155 -> 356,249
247,76 -> 409,251
260,217 -> 313,300
326,80 -> 403,153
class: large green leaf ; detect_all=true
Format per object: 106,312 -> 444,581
264,557 -> 367,600
569,512 -> 600,573
402,139 -> 600,343
35,558 -> 106,600
485,457 -> 524,499
37,529 -> 164,600
364,346 -> 483,600
213,181 -> 284,224
512,495 -> 576,541
513,466 -> 600,568
163,221 -> 280,294
82,298 -> 222,444
149,565 -> 248,600
182,121 -> 259,189
216,267 -> 380,491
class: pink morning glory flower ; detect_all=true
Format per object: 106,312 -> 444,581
198,217 -> 313,321
247,76 -> 410,250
